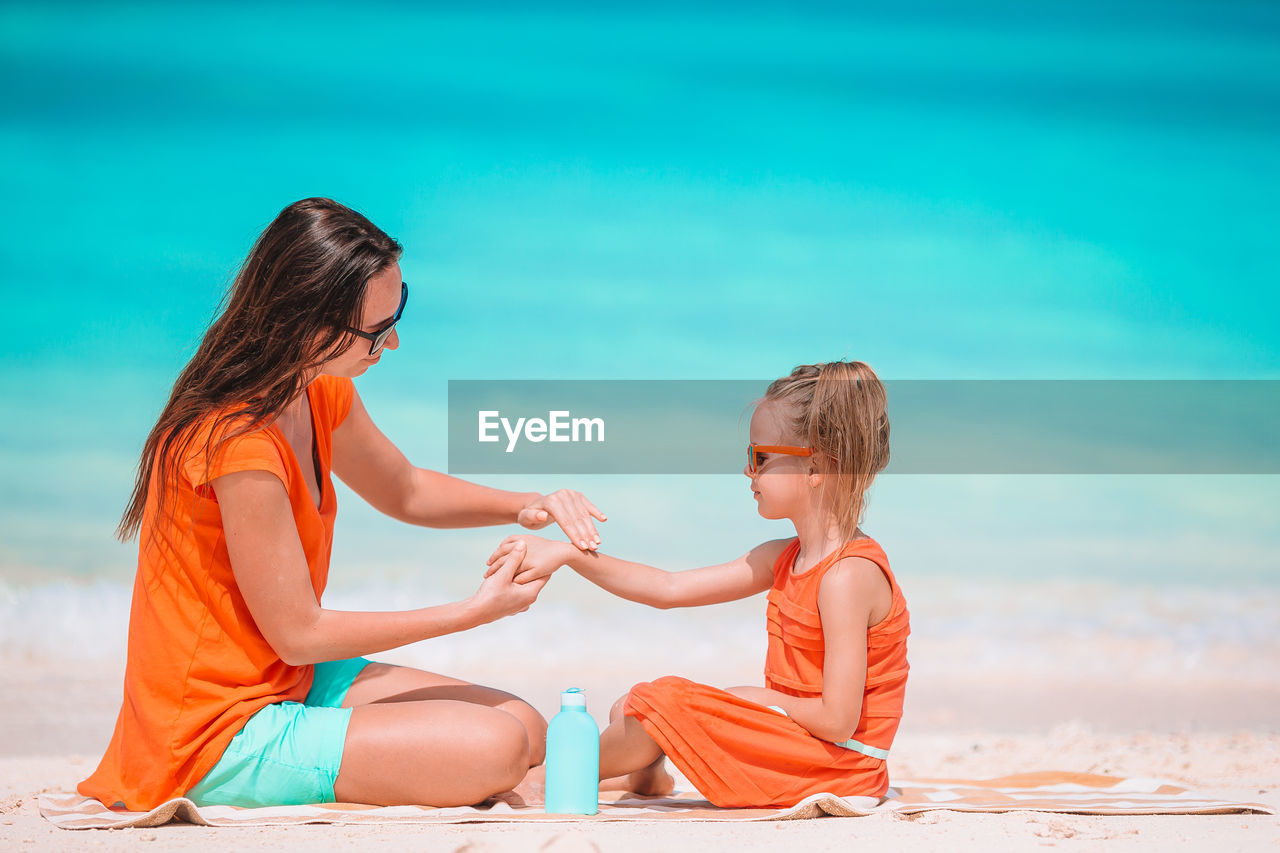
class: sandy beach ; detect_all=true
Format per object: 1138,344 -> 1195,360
4,0 -> 1278,848
3,658 -> 1276,852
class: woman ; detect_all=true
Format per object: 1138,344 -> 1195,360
79,198 -> 605,811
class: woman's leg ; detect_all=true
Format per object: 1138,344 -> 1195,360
334,698 -> 530,806
341,662 -> 547,765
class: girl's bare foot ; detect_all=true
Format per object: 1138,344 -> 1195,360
504,755 -> 675,806
600,756 -> 675,797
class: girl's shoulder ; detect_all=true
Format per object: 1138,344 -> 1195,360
761,537 -> 801,578
825,536 -> 894,585
807,537 -> 896,597
819,540 -> 900,629
782,534 -> 887,578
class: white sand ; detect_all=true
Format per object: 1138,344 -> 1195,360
2,659 -> 1277,851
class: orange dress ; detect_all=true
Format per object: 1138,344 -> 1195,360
78,376 -> 353,810
624,537 -> 910,808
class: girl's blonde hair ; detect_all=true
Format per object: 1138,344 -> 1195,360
762,360 -> 890,539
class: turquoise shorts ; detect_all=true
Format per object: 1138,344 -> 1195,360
186,657 -> 372,808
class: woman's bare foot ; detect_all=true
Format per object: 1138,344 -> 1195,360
492,764 -> 545,808
600,756 -> 675,797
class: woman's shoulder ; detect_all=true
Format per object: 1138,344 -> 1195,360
170,405 -> 285,488
309,375 -> 356,429
173,404 -> 264,452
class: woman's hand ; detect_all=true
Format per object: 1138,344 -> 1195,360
485,534 -> 578,584
469,540 -> 549,624
516,489 -> 607,551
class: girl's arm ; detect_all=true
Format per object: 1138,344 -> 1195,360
485,534 -> 790,609
214,469 -> 545,665
727,557 -> 887,743
332,389 -> 606,549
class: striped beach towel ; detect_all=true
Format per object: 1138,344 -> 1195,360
38,772 -> 1273,829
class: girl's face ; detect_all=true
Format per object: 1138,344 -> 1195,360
320,261 -> 404,379
745,400 -> 816,522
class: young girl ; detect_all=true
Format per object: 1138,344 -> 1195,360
489,360 -> 909,808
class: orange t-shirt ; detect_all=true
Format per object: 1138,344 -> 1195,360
79,375 -> 354,810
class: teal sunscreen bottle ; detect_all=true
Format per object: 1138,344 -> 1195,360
544,687 -> 600,815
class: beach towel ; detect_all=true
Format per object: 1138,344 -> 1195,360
38,772 -> 1273,829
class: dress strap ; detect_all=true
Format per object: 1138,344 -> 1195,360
832,736 -> 889,760
767,704 -> 890,760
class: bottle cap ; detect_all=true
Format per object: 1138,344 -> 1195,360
560,687 -> 587,708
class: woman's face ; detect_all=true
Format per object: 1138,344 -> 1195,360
321,262 -> 404,379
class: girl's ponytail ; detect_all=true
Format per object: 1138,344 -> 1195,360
764,361 -> 890,538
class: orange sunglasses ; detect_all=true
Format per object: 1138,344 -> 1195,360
747,444 -> 812,474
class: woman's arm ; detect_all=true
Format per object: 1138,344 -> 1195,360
726,558 -> 884,742
331,389 -> 606,549
214,469 -> 544,665
486,535 -> 790,609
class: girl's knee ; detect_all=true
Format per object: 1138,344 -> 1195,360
610,680 -> 662,722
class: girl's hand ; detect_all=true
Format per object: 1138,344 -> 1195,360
470,541 -> 549,624
485,534 -> 577,584
517,489 -> 607,551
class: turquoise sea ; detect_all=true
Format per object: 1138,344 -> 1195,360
1,2 -> 1278,681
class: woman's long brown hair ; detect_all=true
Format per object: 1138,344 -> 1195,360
117,198 -> 402,541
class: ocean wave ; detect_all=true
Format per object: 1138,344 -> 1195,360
3,574 -> 1276,687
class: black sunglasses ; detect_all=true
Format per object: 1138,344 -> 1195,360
345,281 -> 408,356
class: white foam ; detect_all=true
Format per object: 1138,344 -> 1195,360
0,577 -> 130,662
3,572 -> 1278,692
